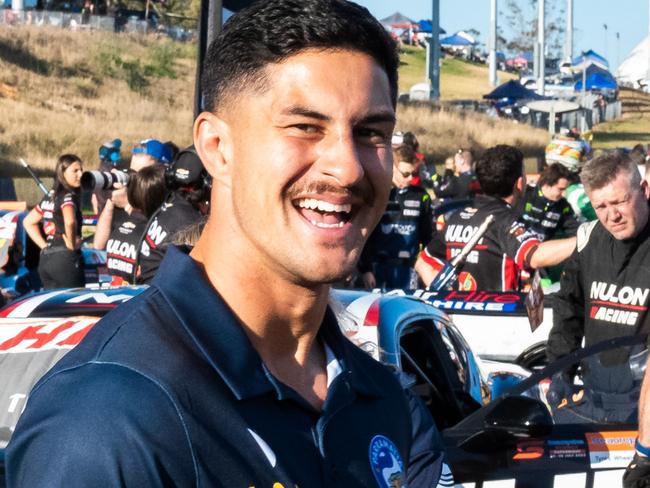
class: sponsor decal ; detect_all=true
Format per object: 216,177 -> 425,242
458,272 -> 477,291
368,435 -> 405,488
403,199 -> 420,208
146,219 -> 167,248
509,223 -> 526,237
383,289 -> 527,314
403,209 -> 420,217
445,224 -> 485,245
0,318 -> 98,353
590,282 -> 649,307
106,239 -> 137,261
513,440 -> 544,460
547,439 -> 587,460
380,223 -> 416,236
585,431 -> 636,468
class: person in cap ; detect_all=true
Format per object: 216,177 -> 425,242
136,146 -> 209,284
6,1 -> 450,487
92,138 -> 172,252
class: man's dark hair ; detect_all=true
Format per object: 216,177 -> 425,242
581,151 -> 641,192
475,145 -> 524,198
201,0 -> 399,112
538,162 -> 572,188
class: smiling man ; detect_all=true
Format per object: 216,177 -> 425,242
6,1 -> 448,487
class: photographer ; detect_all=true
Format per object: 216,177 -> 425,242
104,165 -> 167,285
92,139 -> 173,252
23,154 -> 85,289
137,146 -> 209,284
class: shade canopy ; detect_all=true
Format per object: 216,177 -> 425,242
484,80 -> 546,100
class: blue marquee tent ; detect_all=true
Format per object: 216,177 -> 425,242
416,20 -> 446,35
440,33 -> 475,46
574,72 -> 618,91
483,80 -> 546,100
572,50 -> 609,70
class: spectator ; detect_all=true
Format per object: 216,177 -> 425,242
415,145 -> 575,291
359,144 -> 432,289
432,149 -> 480,200
23,154 -> 85,289
104,165 -> 167,285
136,146 -> 209,284
516,163 -> 579,241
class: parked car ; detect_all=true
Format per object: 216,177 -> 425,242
0,286 -> 642,487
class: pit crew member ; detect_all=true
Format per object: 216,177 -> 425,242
432,149 -> 480,201
136,146 -> 208,284
7,2 -> 450,486
516,162 -> 579,241
359,144 -> 432,289
415,145 -> 576,291
546,152 -> 650,427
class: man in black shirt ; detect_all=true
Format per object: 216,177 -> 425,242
416,145 -> 575,291
516,162 -> 579,240
432,149 -> 480,201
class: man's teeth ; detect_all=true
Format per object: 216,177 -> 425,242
309,220 -> 346,229
297,199 -> 351,214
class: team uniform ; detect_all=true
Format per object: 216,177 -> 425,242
420,195 -> 540,291
105,209 -> 148,285
547,219 -> 650,422
7,246 -> 448,487
35,191 -> 84,289
137,192 -> 203,284
360,185 -> 432,289
516,185 -> 580,240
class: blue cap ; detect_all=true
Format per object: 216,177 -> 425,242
132,139 -> 173,164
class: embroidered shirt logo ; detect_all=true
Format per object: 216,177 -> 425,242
368,435 -> 405,488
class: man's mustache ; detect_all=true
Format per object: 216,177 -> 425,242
287,181 -> 375,207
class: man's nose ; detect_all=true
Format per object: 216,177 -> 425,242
318,133 -> 365,187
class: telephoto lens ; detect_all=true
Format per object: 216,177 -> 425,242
81,171 -> 130,191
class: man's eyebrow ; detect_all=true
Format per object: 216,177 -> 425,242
281,106 -> 331,121
356,111 -> 397,125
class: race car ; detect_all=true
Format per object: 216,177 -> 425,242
0,286 -> 642,487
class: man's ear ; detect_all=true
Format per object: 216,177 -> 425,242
642,178 -> 650,199
516,175 -> 526,193
193,111 -> 233,187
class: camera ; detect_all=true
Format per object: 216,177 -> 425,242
81,171 -> 130,191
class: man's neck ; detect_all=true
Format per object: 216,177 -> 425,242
190,221 -> 330,409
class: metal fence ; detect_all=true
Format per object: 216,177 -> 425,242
0,8 -> 195,40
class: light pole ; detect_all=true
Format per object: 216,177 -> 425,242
489,0 -> 498,86
428,0 -> 441,100
537,0 -> 545,96
603,23 -> 608,61
564,0 -> 573,62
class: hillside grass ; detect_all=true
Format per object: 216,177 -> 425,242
398,45 -> 518,100
0,26 -> 196,177
591,88 -> 650,150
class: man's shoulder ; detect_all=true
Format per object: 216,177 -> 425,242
576,220 -> 604,253
42,287 -> 192,390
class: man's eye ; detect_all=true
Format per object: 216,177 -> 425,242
292,124 -> 320,134
355,128 -> 389,143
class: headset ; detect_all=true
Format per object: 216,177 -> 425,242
164,145 -> 212,195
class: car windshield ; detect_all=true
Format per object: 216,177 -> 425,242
504,334 -> 647,426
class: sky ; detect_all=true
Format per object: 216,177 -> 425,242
354,0 -> 649,71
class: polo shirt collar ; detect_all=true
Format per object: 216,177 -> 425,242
152,246 -> 385,401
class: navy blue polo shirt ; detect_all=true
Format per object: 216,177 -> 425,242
7,246 -> 446,487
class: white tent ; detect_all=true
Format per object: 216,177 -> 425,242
616,36 -> 650,91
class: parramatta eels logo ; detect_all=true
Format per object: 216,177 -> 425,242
368,435 -> 405,488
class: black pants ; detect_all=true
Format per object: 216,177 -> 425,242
38,248 -> 85,289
